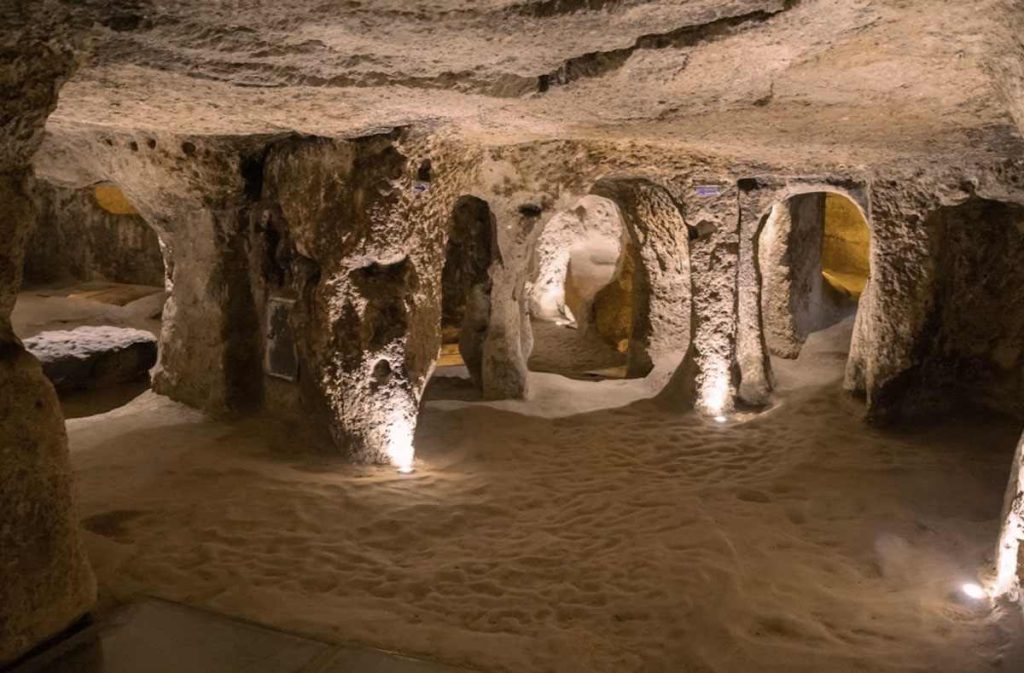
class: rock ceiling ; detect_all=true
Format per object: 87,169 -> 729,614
37,0 -> 1024,164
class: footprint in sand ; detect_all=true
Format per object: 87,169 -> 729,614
81,509 -> 148,541
735,488 -> 773,503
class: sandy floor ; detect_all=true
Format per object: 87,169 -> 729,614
528,320 -> 627,379
65,320 -> 1024,673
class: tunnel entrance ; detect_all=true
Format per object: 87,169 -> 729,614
757,191 -> 870,387
13,181 -> 166,417
424,195 -> 498,401
904,198 -> 1024,419
526,195 -> 640,381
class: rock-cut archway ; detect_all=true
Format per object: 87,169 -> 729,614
429,195 -> 499,397
582,178 -> 693,387
526,194 -> 641,380
757,190 -> 870,362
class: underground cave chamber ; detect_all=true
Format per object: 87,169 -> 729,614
6,2 -> 1024,672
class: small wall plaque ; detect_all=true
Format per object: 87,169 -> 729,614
695,184 -> 724,198
265,297 -> 299,382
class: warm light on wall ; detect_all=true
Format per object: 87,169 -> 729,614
821,193 -> 870,298
93,182 -> 140,215
994,434 -> 1023,599
994,504 -> 1022,598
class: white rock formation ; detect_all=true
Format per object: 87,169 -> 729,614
23,326 -> 157,392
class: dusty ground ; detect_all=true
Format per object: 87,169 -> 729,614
62,319 -> 1024,673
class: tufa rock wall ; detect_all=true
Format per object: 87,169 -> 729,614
821,192 -> 870,298
23,181 -> 164,287
255,131 -> 477,463
0,1 -> 96,665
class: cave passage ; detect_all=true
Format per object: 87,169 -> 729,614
12,182 -> 165,418
425,195 -> 498,402
759,191 -> 870,368
527,196 -> 641,381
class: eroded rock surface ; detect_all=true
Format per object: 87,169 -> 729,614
23,182 -> 164,287
1,3 -> 95,664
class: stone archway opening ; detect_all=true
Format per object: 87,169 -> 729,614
757,191 -> 870,387
424,195 -> 498,402
12,180 -> 167,417
526,195 -> 641,381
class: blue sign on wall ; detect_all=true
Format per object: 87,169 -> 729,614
695,184 -> 723,198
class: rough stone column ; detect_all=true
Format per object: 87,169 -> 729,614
849,179 -> 940,420
735,178 -> 779,406
0,4 -> 96,664
675,180 -> 740,415
262,131 -> 465,464
591,178 -> 691,380
148,202 -> 262,414
35,129 -> 266,416
0,172 -> 97,666
480,206 -> 534,400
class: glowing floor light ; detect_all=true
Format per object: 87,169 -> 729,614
960,582 -> 988,601
386,415 -> 416,475
700,370 -> 731,421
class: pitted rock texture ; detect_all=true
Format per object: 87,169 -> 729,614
253,131 -> 477,462
1,4 -> 95,663
7,0 -> 1024,663
47,0 -> 1022,167
23,326 -> 158,393
23,181 -> 165,287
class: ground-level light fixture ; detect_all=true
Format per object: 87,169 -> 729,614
386,414 -> 416,475
699,369 -> 731,420
960,582 -> 988,601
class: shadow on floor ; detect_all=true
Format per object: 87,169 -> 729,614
10,599 -> 469,673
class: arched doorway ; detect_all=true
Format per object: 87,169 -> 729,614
757,191 -> 870,387
526,195 -> 640,381
425,195 -> 498,400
